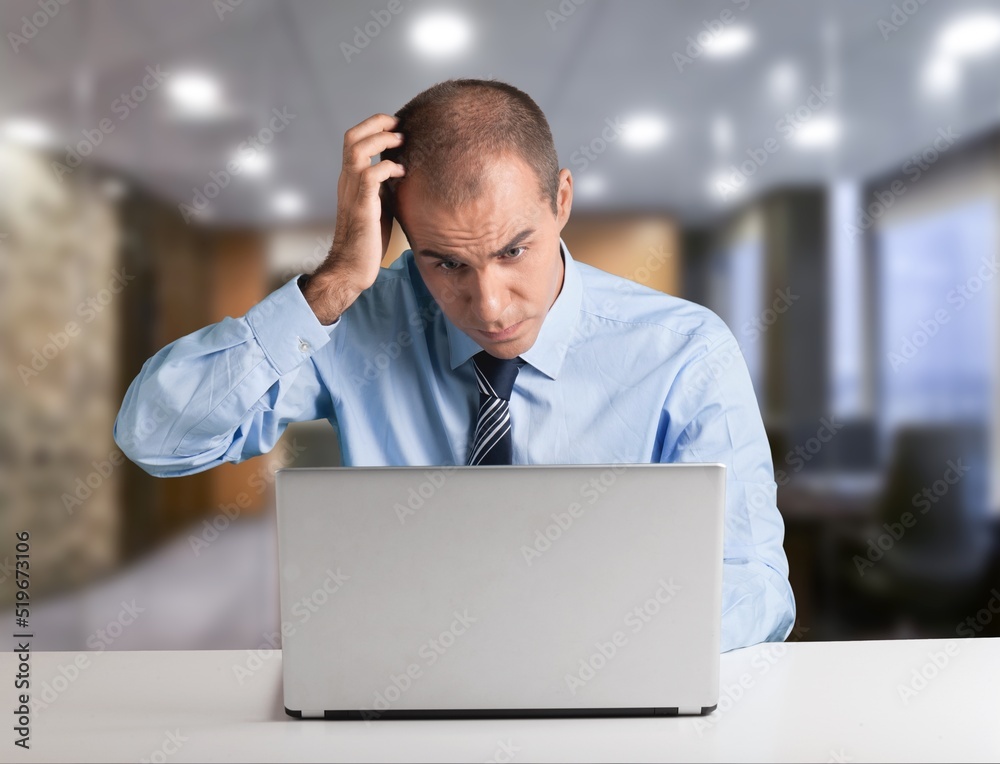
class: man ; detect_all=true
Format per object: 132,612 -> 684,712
114,78 -> 795,652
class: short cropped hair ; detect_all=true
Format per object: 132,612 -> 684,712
383,78 -> 560,217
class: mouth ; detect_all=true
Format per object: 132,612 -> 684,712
476,320 -> 525,342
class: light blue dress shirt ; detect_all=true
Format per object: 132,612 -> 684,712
114,238 -> 796,652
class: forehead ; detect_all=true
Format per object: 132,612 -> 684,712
396,155 -> 546,247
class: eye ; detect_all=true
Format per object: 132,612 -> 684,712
436,260 -> 463,272
504,246 -> 527,260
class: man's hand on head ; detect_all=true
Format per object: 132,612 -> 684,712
301,113 -> 406,325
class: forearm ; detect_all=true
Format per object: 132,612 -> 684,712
720,554 -> 796,653
114,275 -> 338,477
660,330 -> 797,652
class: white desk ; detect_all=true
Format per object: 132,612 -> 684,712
4,638 -> 998,762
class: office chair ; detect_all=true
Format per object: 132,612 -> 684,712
834,423 -> 993,634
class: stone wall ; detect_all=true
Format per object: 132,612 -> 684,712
0,145 -> 121,606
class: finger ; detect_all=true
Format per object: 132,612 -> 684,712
343,113 -> 399,156
357,158 -> 406,199
344,130 -> 404,174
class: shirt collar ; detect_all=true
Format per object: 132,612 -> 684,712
439,236 -> 582,380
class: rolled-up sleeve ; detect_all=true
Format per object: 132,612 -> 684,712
659,330 -> 796,652
114,275 -> 341,478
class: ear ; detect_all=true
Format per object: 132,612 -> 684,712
556,168 -> 573,232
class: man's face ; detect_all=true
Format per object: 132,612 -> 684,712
394,155 -> 573,359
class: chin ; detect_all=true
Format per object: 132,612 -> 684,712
484,345 -> 524,360
491,334 -> 537,359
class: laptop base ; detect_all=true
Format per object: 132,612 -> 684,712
285,705 -> 718,720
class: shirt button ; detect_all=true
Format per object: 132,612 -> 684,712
298,338 -> 310,353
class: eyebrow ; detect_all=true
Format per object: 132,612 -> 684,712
416,228 -> 536,262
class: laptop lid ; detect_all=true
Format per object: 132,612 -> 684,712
275,463 -> 725,719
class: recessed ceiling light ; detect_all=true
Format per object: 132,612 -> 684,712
1,118 -> 55,147
236,149 -> 270,176
167,72 -> 222,115
274,190 -> 305,217
704,26 -> 753,58
621,116 -> 668,150
791,116 -> 841,148
708,169 -> 746,201
410,12 -> 472,58
938,13 -> 1000,58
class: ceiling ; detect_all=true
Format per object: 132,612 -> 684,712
2,0 -> 1000,227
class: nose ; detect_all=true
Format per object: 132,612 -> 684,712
468,268 -> 507,325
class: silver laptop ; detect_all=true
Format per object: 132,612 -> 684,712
275,463 -> 725,719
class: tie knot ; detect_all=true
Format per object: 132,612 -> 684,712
473,351 -> 524,401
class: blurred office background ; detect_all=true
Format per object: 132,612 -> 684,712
1,0 -> 999,651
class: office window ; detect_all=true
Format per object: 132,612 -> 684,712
876,197 -> 996,450
830,181 -> 866,418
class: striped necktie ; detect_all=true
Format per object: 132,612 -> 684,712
467,351 -> 525,465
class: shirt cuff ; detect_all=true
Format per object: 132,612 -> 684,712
245,274 -> 340,376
